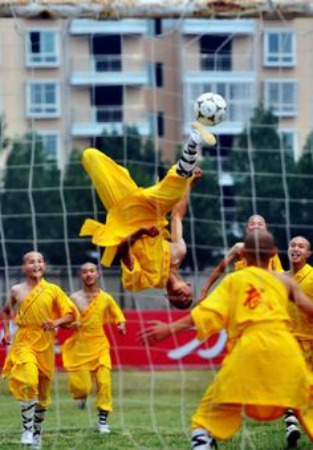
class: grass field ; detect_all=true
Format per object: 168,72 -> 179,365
0,369 -> 311,450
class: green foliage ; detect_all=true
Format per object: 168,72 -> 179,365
0,133 -> 62,265
0,116 -> 10,150
98,126 -> 161,186
0,126 -> 175,267
228,105 -> 298,263
287,132 -> 313,249
0,125 -> 223,270
183,157 -> 222,270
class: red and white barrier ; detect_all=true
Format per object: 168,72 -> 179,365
1,310 -> 227,370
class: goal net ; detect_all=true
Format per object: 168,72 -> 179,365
1,1 -> 313,449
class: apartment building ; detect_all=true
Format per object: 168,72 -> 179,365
0,16 -> 311,170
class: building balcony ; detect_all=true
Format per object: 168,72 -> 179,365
71,105 -> 151,137
70,55 -> 148,86
70,19 -> 148,35
181,19 -> 255,35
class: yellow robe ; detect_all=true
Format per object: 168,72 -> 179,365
79,148 -> 191,291
191,267 -> 313,439
3,279 -> 79,381
287,264 -> 313,368
62,290 -> 125,371
234,252 -> 283,272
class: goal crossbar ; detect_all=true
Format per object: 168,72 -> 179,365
1,0 -> 313,19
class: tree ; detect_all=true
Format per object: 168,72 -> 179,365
183,155 -> 223,270
1,132 -> 62,265
0,125 -> 222,271
287,130 -> 313,247
228,105 -> 297,265
0,115 -> 9,151
63,147 -> 98,265
98,126 -> 162,186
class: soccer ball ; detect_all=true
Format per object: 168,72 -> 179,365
193,92 -> 227,126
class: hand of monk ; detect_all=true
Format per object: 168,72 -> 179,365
42,320 -> 57,331
192,167 -> 203,185
117,322 -> 126,335
1,332 -> 11,345
137,320 -> 171,345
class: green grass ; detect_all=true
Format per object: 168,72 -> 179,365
0,370 -> 311,449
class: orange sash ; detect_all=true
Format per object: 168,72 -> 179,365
80,291 -> 102,322
16,279 -> 46,325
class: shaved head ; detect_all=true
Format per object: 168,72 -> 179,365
289,236 -> 311,252
288,236 -> 311,271
23,251 -> 45,263
246,215 -> 267,233
80,261 -> 98,272
244,230 -> 276,266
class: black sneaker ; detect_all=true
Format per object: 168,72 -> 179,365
286,424 -> 301,448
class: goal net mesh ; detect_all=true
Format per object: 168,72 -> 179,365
0,1 -> 313,449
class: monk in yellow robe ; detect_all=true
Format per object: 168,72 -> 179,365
79,130 -> 205,309
198,214 -> 283,301
1,251 -> 79,449
283,236 -> 313,447
287,236 -> 313,365
139,230 -> 313,450
62,262 -> 126,434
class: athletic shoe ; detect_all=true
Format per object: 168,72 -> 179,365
76,398 -> 87,410
32,432 -> 42,449
21,429 -> 33,445
98,423 -> 111,434
191,428 -> 211,450
191,121 -> 216,146
286,424 -> 301,448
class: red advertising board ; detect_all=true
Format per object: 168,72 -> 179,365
1,310 -> 227,370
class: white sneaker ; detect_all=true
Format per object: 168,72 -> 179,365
191,428 -> 211,450
98,423 -> 111,434
32,433 -> 42,449
191,121 -> 216,146
21,430 -> 33,445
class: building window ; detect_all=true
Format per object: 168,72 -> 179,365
189,82 -> 254,125
38,132 -> 60,162
148,19 -> 163,36
264,80 -> 297,117
156,63 -> 163,87
26,30 -> 59,67
157,112 -> 164,137
264,30 -> 296,67
26,82 -> 60,118
154,19 -> 162,35
200,35 -> 232,71
148,63 -> 164,87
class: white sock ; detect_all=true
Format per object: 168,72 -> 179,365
177,130 -> 200,178
20,399 -> 37,433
